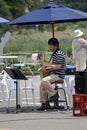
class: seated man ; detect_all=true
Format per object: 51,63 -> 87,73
38,38 -> 66,111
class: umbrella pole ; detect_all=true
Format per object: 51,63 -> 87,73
50,0 -> 54,38
50,0 -> 54,2
52,23 -> 55,38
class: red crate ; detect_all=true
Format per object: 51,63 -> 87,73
73,109 -> 87,116
83,102 -> 87,110
73,94 -> 87,116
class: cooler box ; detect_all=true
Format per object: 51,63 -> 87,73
75,71 -> 87,94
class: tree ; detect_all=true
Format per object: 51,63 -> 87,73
0,0 -> 11,19
4,0 -> 26,19
0,0 -> 87,20
4,0 -> 43,19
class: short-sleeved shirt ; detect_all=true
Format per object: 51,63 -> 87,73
50,49 -> 66,79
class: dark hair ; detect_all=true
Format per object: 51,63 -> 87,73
48,38 -> 59,48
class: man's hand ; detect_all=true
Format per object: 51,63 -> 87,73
43,62 -> 50,67
43,62 -> 62,70
79,38 -> 87,44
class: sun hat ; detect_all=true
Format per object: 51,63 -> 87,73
74,29 -> 83,38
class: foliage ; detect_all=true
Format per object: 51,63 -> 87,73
4,28 -> 73,55
0,0 -> 11,19
4,29 -> 50,53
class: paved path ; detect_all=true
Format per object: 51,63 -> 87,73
0,110 -> 87,130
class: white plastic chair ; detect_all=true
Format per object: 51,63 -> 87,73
55,75 -> 75,109
7,78 -> 35,108
63,75 -> 75,108
54,82 -> 68,109
20,78 -> 35,106
0,71 -> 9,101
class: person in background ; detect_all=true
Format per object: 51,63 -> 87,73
38,38 -> 66,111
72,29 -> 87,71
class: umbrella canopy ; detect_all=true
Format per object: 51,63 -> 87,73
8,1 -> 87,37
0,17 -> 9,23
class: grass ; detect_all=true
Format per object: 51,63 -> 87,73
4,28 -> 73,55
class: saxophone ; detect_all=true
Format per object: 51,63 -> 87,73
38,54 -> 48,79
38,67 -> 48,79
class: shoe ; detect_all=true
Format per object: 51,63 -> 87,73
37,103 -> 47,111
38,103 -> 50,111
47,92 -> 59,102
45,102 -> 50,109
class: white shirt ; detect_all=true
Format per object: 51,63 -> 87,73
72,37 -> 87,60
72,37 -> 87,71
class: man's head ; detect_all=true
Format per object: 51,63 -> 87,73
48,38 -> 59,52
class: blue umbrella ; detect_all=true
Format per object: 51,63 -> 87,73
0,17 -> 9,23
8,0 -> 87,37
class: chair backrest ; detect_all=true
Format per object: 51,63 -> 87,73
10,79 -> 16,89
1,71 -> 8,85
2,71 -> 16,89
28,78 -> 33,89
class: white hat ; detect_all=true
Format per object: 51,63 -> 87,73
74,29 -> 83,38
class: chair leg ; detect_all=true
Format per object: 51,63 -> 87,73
32,88 -> 35,107
7,90 -> 12,109
54,86 -> 59,108
54,99 -> 59,108
58,87 -> 68,109
1,84 -> 5,101
18,89 -> 22,107
6,85 -> 9,100
1,84 -> 9,101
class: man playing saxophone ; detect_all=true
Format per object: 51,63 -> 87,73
38,38 -> 66,111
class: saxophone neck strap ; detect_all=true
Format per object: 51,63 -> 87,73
49,48 -> 59,63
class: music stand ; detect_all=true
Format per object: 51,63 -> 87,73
4,68 -> 28,113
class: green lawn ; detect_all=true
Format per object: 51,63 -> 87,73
4,28 -> 72,55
